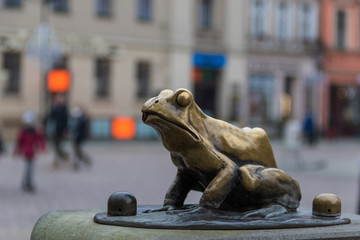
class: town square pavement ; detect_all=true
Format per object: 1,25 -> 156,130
1,139 -> 360,239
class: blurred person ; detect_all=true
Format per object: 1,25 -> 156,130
14,111 -> 46,193
0,127 -> 5,157
284,118 -> 302,169
49,93 -> 69,168
71,105 -> 91,170
343,104 -> 355,135
303,111 -> 316,146
327,114 -> 337,139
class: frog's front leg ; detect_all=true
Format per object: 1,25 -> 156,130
144,170 -> 197,213
164,170 -> 197,207
199,165 -> 238,209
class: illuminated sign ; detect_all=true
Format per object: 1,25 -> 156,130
111,117 -> 136,140
47,69 -> 71,92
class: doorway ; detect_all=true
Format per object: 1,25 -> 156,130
329,85 -> 360,136
193,67 -> 221,117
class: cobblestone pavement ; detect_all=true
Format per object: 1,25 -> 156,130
1,139 -> 360,239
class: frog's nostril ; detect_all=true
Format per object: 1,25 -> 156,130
155,100 -> 159,104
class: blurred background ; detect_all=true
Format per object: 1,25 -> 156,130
0,0 -> 360,239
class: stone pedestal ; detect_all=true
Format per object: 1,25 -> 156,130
31,209 -> 360,240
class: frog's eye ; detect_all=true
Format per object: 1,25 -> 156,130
176,91 -> 191,107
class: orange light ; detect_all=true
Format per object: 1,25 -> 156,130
47,70 -> 71,92
111,117 -> 136,140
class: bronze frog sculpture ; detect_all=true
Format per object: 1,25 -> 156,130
93,88 -> 347,230
142,88 -> 301,214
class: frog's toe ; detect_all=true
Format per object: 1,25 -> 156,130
242,204 -> 287,219
165,205 -> 198,215
177,206 -> 211,217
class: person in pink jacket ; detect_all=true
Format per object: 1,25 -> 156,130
14,111 -> 46,193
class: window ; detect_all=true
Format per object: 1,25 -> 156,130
96,0 -> 112,17
253,0 -> 265,38
278,1 -> 288,40
255,0 -> 264,37
301,3 -> 311,41
359,13 -> 360,49
137,0 -> 152,21
198,0 -> 213,29
2,0 -> 22,8
136,61 -> 151,98
249,75 -> 274,125
90,119 -> 111,139
276,0 -> 293,41
51,0 -> 68,13
3,52 -> 21,95
298,2 -> 318,42
95,58 -> 111,98
336,10 -> 346,49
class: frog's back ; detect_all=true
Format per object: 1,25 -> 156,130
242,127 -> 277,168
204,118 -> 277,168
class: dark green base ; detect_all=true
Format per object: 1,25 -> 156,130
94,205 -> 350,230
31,210 -> 360,240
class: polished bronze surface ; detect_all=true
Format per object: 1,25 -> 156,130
141,88 -> 301,212
313,193 -> 341,217
93,88 -> 351,230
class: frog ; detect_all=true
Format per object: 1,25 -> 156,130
141,88 -> 301,214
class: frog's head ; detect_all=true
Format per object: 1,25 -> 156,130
141,88 -> 205,142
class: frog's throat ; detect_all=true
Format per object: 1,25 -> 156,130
142,111 -> 200,141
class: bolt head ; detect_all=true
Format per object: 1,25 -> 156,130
312,193 -> 341,217
107,192 -> 137,216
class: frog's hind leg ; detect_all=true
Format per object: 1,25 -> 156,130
239,164 -> 301,211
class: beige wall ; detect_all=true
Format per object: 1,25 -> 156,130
0,0 -> 248,140
220,0 -> 247,121
67,46 -> 172,117
0,0 -> 170,41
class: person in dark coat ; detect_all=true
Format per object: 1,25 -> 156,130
0,128 -> 5,156
71,105 -> 91,170
303,111 -> 316,146
50,94 -> 69,168
14,111 -> 46,193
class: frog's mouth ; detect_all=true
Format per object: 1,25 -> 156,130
142,111 -> 199,141
142,112 -> 148,122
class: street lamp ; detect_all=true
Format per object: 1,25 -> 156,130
26,0 -> 63,119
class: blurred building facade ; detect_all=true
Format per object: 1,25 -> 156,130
320,0 -> 360,137
245,0 -> 320,136
0,0 -> 246,140
2,0 -> 355,140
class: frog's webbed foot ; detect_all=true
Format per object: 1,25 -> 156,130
165,206 -> 218,223
176,205 -> 212,216
142,205 -> 181,213
242,204 -> 287,219
162,204 -> 205,215
143,204 -> 198,214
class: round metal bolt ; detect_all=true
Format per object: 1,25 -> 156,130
312,193 -> 341,217
107,192 -> 137,216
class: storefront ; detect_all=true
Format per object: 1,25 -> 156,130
247,55 -> 317,137
248,75 -> 275,126
328,84 -> 360,136
192,52 -> 226,117
321,52 -> 360,137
